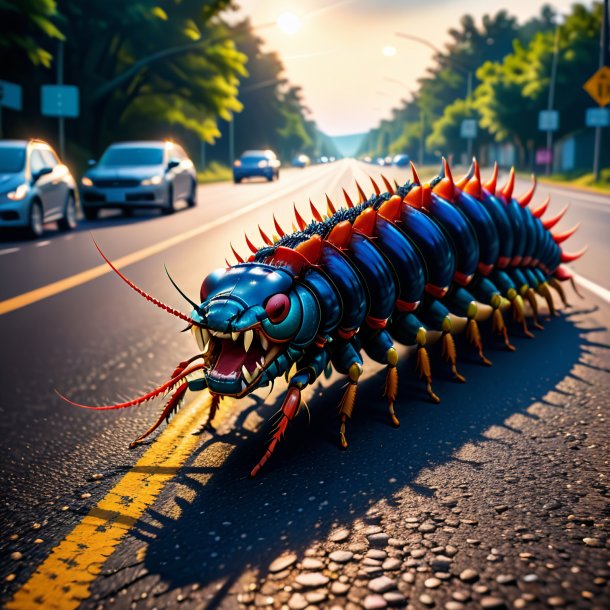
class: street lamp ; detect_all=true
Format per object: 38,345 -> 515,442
394,31 -> 475,158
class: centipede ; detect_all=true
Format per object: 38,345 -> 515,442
60,159 -> 586,477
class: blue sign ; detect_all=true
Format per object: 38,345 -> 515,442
538,110 -> 559,131
0,80 -> 22,111
586,107 -> 610,127
460,119 -> 477,138
41,85 -> 79,118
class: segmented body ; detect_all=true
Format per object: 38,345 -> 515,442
64,159 -> 585,477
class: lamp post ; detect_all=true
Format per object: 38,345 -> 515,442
395,31 -> 474,158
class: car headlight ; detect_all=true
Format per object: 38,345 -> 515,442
257,160 -> 269,168
233,160 -> 241,167
141,175 -> 163,185
81,176 -> 93,187
7,184 -> 29,201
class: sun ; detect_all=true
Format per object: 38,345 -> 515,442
382,45 -> 397,57
277,11 -> 301,35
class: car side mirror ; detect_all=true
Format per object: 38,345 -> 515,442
87,159 -> 96,167
32,167 -> 53,182
167,159 -> 180,170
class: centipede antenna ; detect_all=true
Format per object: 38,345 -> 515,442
164,265 -> 199,309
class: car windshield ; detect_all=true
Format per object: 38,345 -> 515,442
99,147 -> 164,167
0,147 -> 26,173
241,154 -> 268,164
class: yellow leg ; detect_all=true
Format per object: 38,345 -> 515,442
441,316 -> 466,381
415,328 -> 440,403
537,282 -> 558,317
525,287 -> 544,329
548,278 -> 570,308
384,347 -> 400,427
465,303 -> 492,366
339,362 -> 362,449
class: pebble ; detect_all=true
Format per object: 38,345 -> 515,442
383,591 -> 407,606
269,553 -> 298,573
301,558 -> 324,570
419,523 -> 436,533
368,576 -> 396,593
494,505 -> 509,514
295,573 -> 329,588
364,594 -> 387,609
364,526 -> 383,535
368,533 -> 390,547
582,537 -> 602,547
410,549 -> 426,559
419,593 -> 435,606
91,473 -> 103,480
288,593 -> 308,610
445,603 -> 464,610
331,582 -> 350,595
431,556 -> 452,572
10,552 -> 23,561
382,558 -> 401,571
330,529 -> 351,543
305,591 -> 327,603
521,574 -> 539,583
459,569 -> 479,583
329,551 -> 353,563
424,578 -> 442,589
401,573 -> 415,584
80,493 -> 91,499
367,549 -> 388,560
480,597 -> 507,609
547,597 -> 566,607
496,574 -> 516,585
452,591 -> 470,602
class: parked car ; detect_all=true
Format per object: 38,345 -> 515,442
0,139 -> 78,238
291,154 -> 310,168
392,154 -> 410,167
233,150 -> 280,183
80,141 -> 196,219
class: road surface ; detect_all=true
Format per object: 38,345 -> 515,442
0,160 -> 608,610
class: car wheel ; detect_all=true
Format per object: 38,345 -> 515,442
233,177 -> 241,184
161,184 -> 175,215
122,208 -> 134,217
276,170 -> 280,180
186,179 -> 197,207
58,194 -> 78,231
27,200 -> 44,239
267,173 -> 273,182
83,207 -> 99,221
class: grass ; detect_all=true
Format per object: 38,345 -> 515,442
197,162 -> 233,184
538,168 -> 610,194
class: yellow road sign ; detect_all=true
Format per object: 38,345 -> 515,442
584,66 -> 610,107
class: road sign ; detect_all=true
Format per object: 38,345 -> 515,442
538,110 -> 559,132
583,66 -> 610,107
0,80 -> 22,111
535,149 -> 552,165
460,119 -> 477,139
41,85 -> 79,118
586,107 -> 610,127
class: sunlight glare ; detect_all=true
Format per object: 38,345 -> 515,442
382,45 -> 397,57
277,12 -> 302,35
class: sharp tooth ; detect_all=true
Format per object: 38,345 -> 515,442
202,333 -> 211,355
259,355 -> 265,367
241,380 -> 247,392
232,331 -> 239,341
201,328 -> 210,344
244,329 -> 254,352
260,333 -> 269,351
253,362 -> 262,376
192,327 -> 203,351
242,364 -> 253,383
210,330 -> 219,337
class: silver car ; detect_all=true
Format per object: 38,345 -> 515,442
80,141 -> 197,219
0,139 -> 78,238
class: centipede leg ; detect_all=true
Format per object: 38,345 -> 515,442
508,288 -> 534,338
537,281 -> 558,317
415,328 -> 440,404
548,278 -> 570,308
384,347 -> 400,427
192,393 -> 222,435
491,296 -> 516,351
339,362 -> 363,449
525,287 -> 544,330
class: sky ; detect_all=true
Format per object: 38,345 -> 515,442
232,0 -> 583,136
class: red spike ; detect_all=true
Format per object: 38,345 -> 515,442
353,207 -> 377,236
464,159 -> 482,199
379,195 -> 403,220
294,203 -> 307,230
380,174 -> 394,195
231,243 -> 244,263
393,179 -> 400,190
295,234 -> 323,264
273,214 -> 285,237
326,193 -> 336,215
245,233 -> 257,254
225,258 -> 231,268
483,162 -> 498,194
310,199 -> 323,222
455,160 -> 473,189
56,363 -> 205,411
91,237 -> 198,327
552,223 -> 581,244
343,188 -> 354,208
410,161 -> 421,185
531,195 -> 550,218
432,157 -> 454,200
560,245 -> 588,262
404,185 -> 422,208
369,176 -> 381,196
518,174 -> 536,207
327,220 -> 353,248
501,167 -> 515,201
542,203 -> 569,229
554,265 -> 573,281
355,180 -> 367,203
259,225 -> 272,246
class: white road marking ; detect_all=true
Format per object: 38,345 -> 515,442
36,241 -> 51,248
572,270 -> 610,304
0,247 -> 20,256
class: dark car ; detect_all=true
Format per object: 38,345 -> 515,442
0,139 -> 78,238
233,150 -> 280,183
392,154 -> 410,167
80,141 -> 197,219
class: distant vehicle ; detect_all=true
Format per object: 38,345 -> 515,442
392,154 -> 410,167
233,150 -> 280,183
375,157 -> 386,166
318,156 -> 329,164
291,154 -> 311,168
0,139 -> 78,238
80,141 -> 197,219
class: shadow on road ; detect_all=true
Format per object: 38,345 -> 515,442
116,308 -> 602,594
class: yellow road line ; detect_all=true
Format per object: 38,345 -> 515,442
7,392 -> 222,610
0,165 -> 338,317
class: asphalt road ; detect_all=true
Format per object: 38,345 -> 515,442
0,160 -> 608,610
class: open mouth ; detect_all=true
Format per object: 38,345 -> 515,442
191,326 -> 281,394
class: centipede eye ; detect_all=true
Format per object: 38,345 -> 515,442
265,293 -> 290,323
